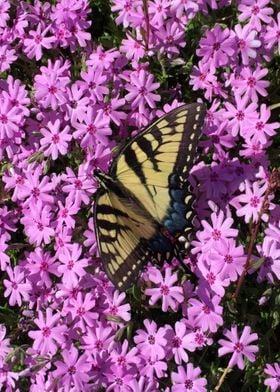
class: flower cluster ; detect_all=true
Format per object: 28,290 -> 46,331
0,0 -> 279,391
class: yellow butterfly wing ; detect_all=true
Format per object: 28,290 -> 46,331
94,103 -> 206,290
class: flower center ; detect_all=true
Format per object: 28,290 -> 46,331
224,254 -> 233,264
185,379 -> 194,389
68,365 -> 76,375
61,208 -> 68,218
236,110 -> 245,121
74,179 -> 82,189
88,124 -> 96,134
40,261 -> 49,271
213,42 -> 220,51
202,305 -> 210,314
252,5 -> 260,15
42,326 -> 51,337
67,260 -> 74,270
48,85 -> 57,94
52,134 -> 60,143
256,121 -> 264,131
0,114 -> 8,124
94,339 -> 103,350
11,281 -> 18,289
172,336 -> 182,348
247,76 -> 256,87
32,187 -> 40,198
160,284 -> 170,295
117,355 -> 126,366
212,229 -> 221,240
77,307 -> 85,316
234,342 -> 244,352
238,39 -> 246,49
109,305 -> 118,315
250,196 -> 260,207
195,332 -> 205,346
206,272 -> 216,285
148,334 -> 155,345
35,34 -> 42,44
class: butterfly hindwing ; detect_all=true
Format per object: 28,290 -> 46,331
94,103 -> 206,290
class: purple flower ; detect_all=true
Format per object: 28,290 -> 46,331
104,290 -> 131,322
264,363 -> 280,392
233,66 -> 269,102
40,119 -> 72,160
0,45 -> 17,72
234,24 -> 261,65
82,321 -> 113,354
3,266 -> 31,306
236,180 -> 267,223
134,319 -> 167,360
139,355 -> 167,379
25,248 -> 60,288
0,94 -> 22,139
171,363 -> 207,392
197,25 -> 235,68
67,292 -> 98,332
0,325 -> 10,361
23,24 -> 56,60
265,13 -> 280,54
145,267 -> 184,312
218,325 -> 258,369
0,0 -> 10,28
0,234 -> 10,271
188,294 -> 223,333
125,70 -> 160,113
28,308 -> 67,356
238,0 -> 273,32
165,321 -> 196,365
257,238 -> 280,282
57,243 -> 89,286
155,20 -> 186,58
53,345 -> 91,391
19,166 -> 54,206
80,67 -> 109,103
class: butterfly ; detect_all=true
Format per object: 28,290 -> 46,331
94,103 -> 206,290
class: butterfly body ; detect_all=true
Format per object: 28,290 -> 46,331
94,103 -> 206,290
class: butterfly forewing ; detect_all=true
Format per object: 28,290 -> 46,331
94,103 -> 206,290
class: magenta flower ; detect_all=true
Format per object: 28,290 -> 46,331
264,363 -> 280,392
57,244 -> 89,286
40,119 -> 72,160
134,319 -> 167,361
197,25 -> 235,68
165,321 -> 196,365
65,83 -> 89,123
0,95 -> 22,139
56,199 -> 79,230
128,376 -> 158,392
110,339 -> 140,370
25,248 -> 60,288
238,0 -> 273,32
145,267 -> 184,312
257,238 -> 280,282
28,308 -> 67,356
104,290 -> 131,322
67,292 -> 98,332
0,234 -> 10,271
82,321 -> 113,354
223,93 -> 258,137
53,345 -> 91,391
125,69 -> 160,113
0,325 -> 10,361
218,325 -> 259,369
188,294 -> 223,333
265,13 -> 280,54
19,166 -> 54,206
233,66 -> 269,102
171,363 -> 207,392
138,356 -> 167,379
21,202 -> 55,246
3,266 -> 31,306
120,34 -> 146,61
155,20 -> 186,58
236,180 -> 267,223
80,67 -> 109,103
62,165 -> 96,206
0,45 -> 17,72
0,0 -> 10,28
23,24 -> 56,60
234,24 -> 261,65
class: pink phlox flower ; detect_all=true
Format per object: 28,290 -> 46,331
242,103 -> 279,144
54,226 -> 73,258
0,0 -> 10,28
165,321 -> 196,365
120,33 -> 146,61
188,294 -> 223,333
62,165 -> 97,207
0,325 -> 10,361
80,67 -> 109,103
192,210 -> 238,254
0,45 -> 17,72
125,69 -> 160,113
238,0 -> 273,32
56,198 -> 79,231
189,61 -> 219,101
0,234 -> 10,271
171,0 -> 199,19
58,243 -> 89,286
128,375 -> 159,392
235,180 -> 268,223
208,238 -> 246,282
264,363 -> 280,392
104,290 -> 131,323
34,59 -> 70,110
0,93 -> 22,139
67,292 -> 98,332
21,201 -> 55,246
233,23 -> 261,65
145,267 -> 184,312
25,248 -> 60,288
83,217 -> 97,255
87,46 -> 119,70
0,363 -> 19,390
134,319 -> 167,361
256,237 -> 280,283
218,325 -> 259,369
223,93 -> 258,137
265,222 -> 280,244
1,75 -> 30,117
197,25 -> 235,68
28,307 -> 67,356
232,66 -> 269,102
171,363 -> 207,392
65,82 -> 89,123
82,321 -> 114,355
196,262 -> 230,297
155,20 -> 186,58
138,355 -> 167,379
106,365 -> 136,392
23,23 -> 56,60
109,339 -> 140,371
53,345 -> 91,392
111,0 -> 141,28
264,13 -> 280,54
72,106 -> 112,148
19,166 -> 54,206
40,118 -> 72,160
97,96 -> 127,126
149,0 -> 170,27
